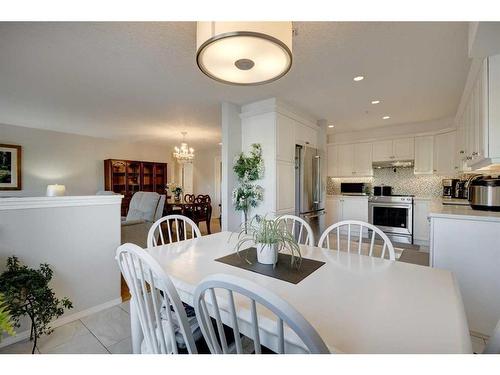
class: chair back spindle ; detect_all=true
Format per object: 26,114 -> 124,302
193,274 -> 330,354
318,220 -> 396,260
116,243 -> 197,354
147,214 -> 201,248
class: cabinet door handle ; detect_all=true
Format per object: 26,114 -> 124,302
472,152 -> 478,156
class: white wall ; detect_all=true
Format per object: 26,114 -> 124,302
0,123 -> 174,197
329,117 -> 454,144
0,196 -> 121,346
221,102 -> 242,231
192,146 -> 222,217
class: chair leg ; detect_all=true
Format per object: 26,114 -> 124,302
206,219 -> 211,234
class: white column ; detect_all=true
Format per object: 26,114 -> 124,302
221,102 -> 242,231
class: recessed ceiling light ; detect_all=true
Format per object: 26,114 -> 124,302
371,100 -> 380,104
353,76 -> 364,82
328,125 -> 334,128
383,116 -> 391,120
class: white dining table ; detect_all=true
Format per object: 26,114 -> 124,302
130,231 -> 472,354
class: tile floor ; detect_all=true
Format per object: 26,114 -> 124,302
0,301 -> 132,354
0,299 -> 490,354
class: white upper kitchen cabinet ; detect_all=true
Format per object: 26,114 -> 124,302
393,138 -> 415,160
434,131 -> 458,175
372,140 -> 393,162
353,142 -> 373,176
330,142 -> 372,177
414,135 -> 434,175
337,144 -> 355,177
456,56 -> 500,170
276,113 -> 296,163
295,122 -> 317,148
327,144 -> 339,177
372,138 -> 414,162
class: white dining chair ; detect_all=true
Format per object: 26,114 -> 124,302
116,243 -> 198,354
147,214 -> 201,248
277,215 -> 315,246
193,274 -> 330,354
318,220 -> 396,261
483,319 -> 500,353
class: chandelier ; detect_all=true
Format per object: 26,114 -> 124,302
196,22 -> 293,86
173,132 -> 195,163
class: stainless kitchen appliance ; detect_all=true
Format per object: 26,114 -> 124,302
340,182 -> 369,195
469,176 -> 500,211
442,178 -> 460,198
373,185 -> 392,196
368,195 -> 414,244
295,145 -> 325,241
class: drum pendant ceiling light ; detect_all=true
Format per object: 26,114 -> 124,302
196,22 -> 293,86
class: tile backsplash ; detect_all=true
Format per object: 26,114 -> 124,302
327,167 -> 455,198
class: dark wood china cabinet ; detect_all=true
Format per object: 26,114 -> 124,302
104,159 -> 167,216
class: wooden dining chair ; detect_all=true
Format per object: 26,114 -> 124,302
116,243 -> 198,354
277,215 -> 315,246
193,274 -> 330,354
188,197 -> 212,234
184,194 -> 195,203
147,214 -> 201,248
318,220 -> 396,260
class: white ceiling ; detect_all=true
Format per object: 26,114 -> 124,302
0,22 -> 471,149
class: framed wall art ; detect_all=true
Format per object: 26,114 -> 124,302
0,144 -> 22,190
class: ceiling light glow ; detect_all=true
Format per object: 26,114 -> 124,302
353,76 -> 364,82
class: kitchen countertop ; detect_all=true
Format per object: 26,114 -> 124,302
429,202 -> 500,222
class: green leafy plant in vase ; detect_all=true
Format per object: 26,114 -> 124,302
235,215 -> 302,268
167,182 -> 183,201
0,256 -> 73,354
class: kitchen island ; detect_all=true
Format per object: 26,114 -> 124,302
429,203 -> 500,336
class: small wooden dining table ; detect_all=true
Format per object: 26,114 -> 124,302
130,231 -> 472,354
163,197 -> 195,215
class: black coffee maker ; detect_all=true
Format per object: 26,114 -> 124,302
442,179 -> 459,198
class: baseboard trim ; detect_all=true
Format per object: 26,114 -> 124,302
0,297 -> 122,349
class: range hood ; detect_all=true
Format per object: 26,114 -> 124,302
372,160 -> 414,169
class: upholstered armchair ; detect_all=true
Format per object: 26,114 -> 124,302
121,192 -> 165,248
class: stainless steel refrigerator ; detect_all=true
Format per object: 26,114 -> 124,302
295,145 -> 325,243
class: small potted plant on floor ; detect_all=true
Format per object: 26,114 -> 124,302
235,216 -> 302,268
0,256 -> 73,354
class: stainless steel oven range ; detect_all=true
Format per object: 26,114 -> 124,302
368,195 -> 414,244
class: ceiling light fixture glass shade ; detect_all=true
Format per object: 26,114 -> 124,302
173,132 -> 195,163
196,22 -> 293,85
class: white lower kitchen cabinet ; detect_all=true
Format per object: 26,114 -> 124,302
325,196 -> 342,227
325,195 -> 368,228
413,199 -> 431,246
430,213 -> 500,336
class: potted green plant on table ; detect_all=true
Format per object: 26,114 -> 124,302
0,256 -> 73,354
167,182 -> 183,201
235,216 -> 302,268
232,143 -> 264,232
